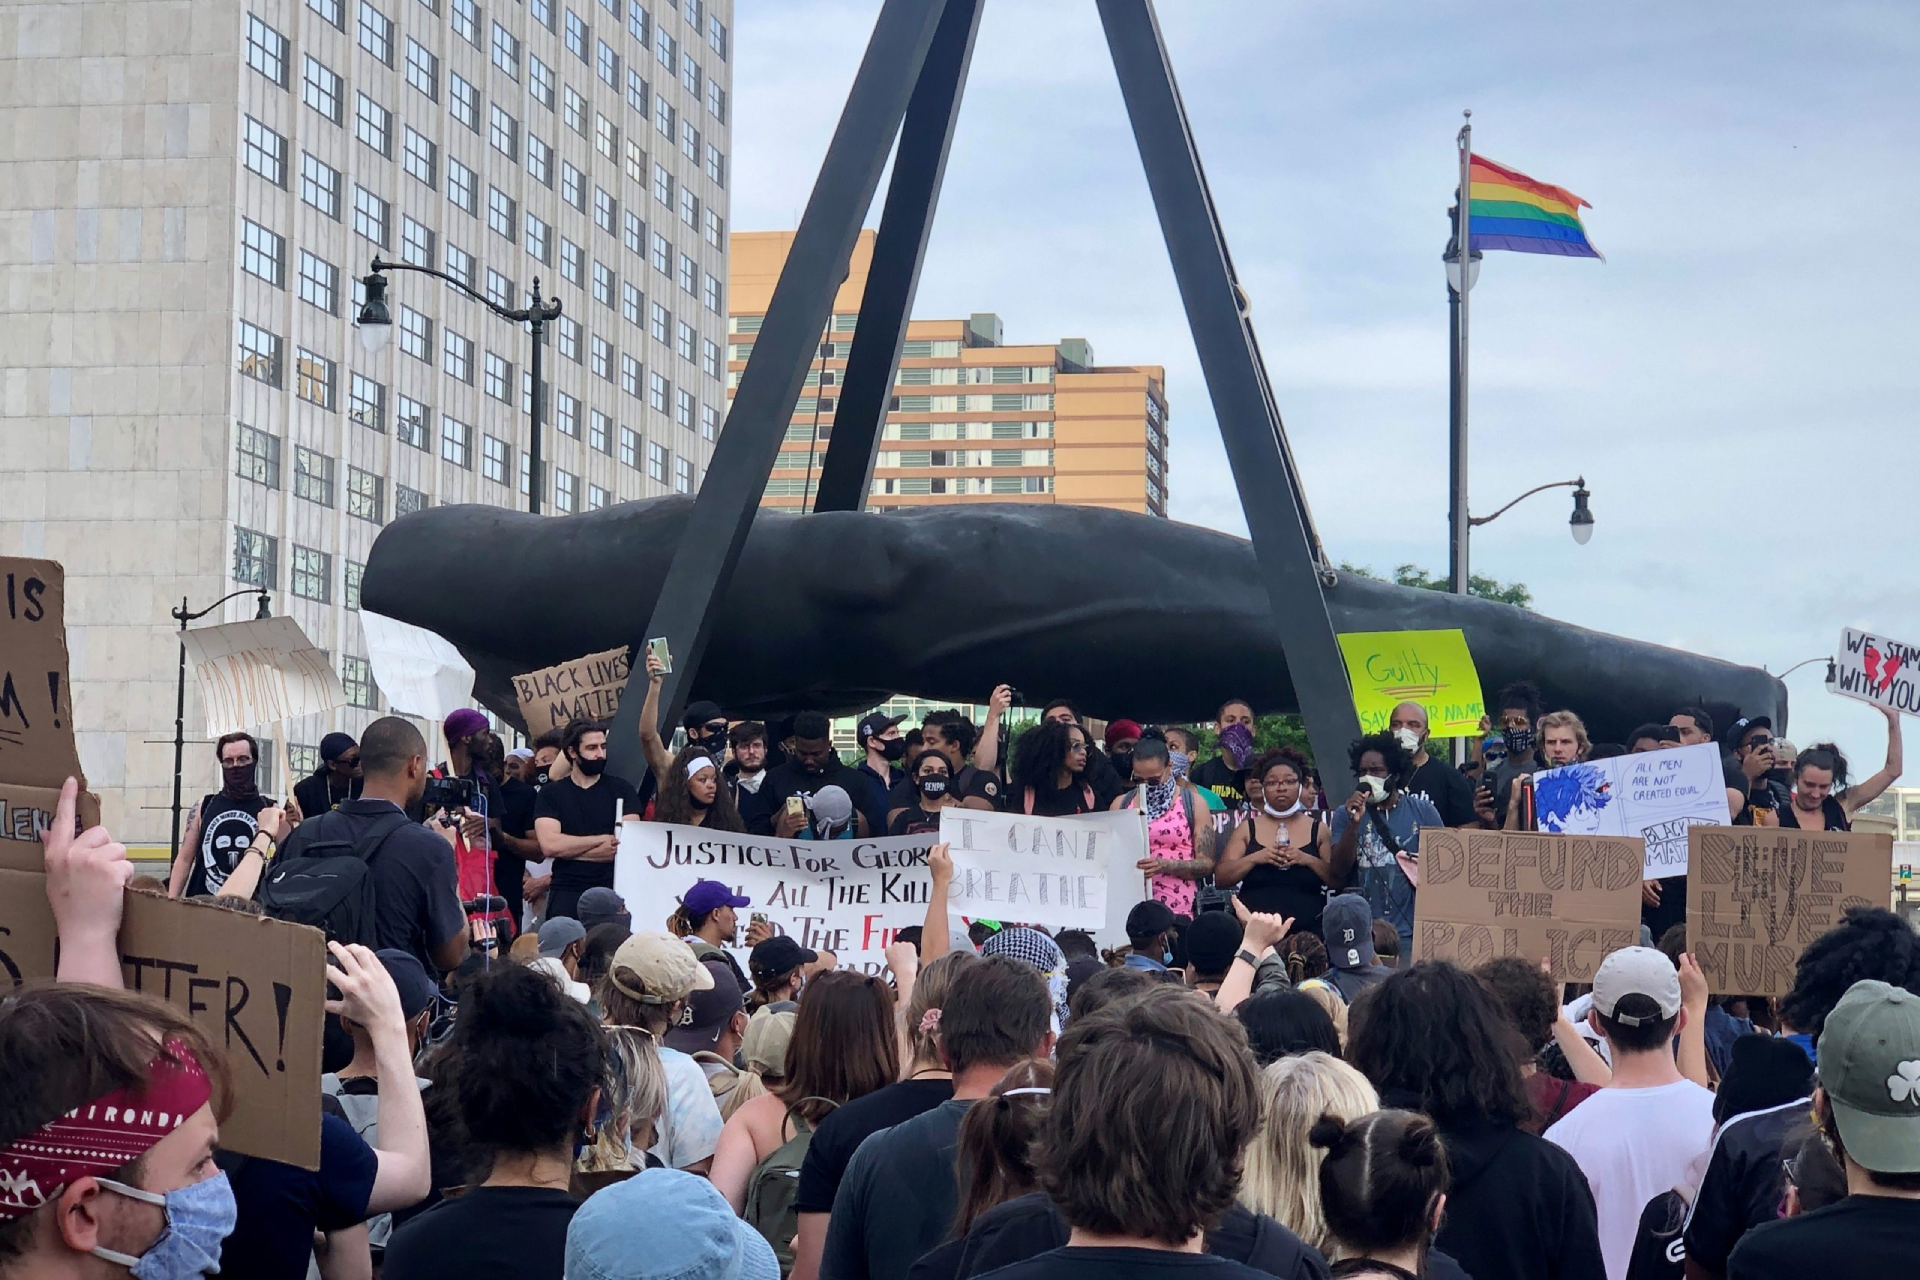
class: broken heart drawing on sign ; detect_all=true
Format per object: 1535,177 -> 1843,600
1865,644 -> 1905,694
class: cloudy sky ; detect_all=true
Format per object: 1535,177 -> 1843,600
729,0 -> 1918,766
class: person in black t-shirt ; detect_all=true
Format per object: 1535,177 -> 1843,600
384,964 -> 605,1280
1389,702 -> 1475,828
886,711 -> 1004,821
1191,698 -> 1258,810
1008,719 -> 1104,817
889,749 -> 969,835
292,731 -> 363,821
748,711 -> 886,838
1315,1109 -> 1470,1280
534,720 -> 641,922
169,730 -> 294,898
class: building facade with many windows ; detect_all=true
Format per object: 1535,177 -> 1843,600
1,0 -> 731,847
729,231 -> 1169,517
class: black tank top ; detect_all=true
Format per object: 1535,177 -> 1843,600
1236,812 -> 1329,937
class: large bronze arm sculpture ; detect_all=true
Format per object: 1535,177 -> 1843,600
363,497 -> 1786,743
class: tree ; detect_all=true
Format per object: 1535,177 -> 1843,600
1339,561 -> 1533,611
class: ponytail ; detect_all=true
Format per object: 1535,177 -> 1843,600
1314,1109 -> 1449,1263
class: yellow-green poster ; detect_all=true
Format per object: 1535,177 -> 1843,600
1337,629 -> 1484,736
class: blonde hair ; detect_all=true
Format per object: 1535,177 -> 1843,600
1237,1051 -> 1380,1253
1296,980 -> 1349,1051
1536,710 -> 1590,758
576,1026 -> 669,1173
905,950 -> 978,1068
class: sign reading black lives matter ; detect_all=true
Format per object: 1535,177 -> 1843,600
1413,830 -> 1644,981
1689,825 -> 1893,996
513,647 -> 632,739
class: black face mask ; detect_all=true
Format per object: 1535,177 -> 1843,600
222,761 -> 259,796
532,766 -> 551,786
689,791 -> 712,810
919,776 -> 948,799
879,738 -> 907,762
1503,726 -> 1536,756
574,756 -> 608,778
1110,749 -> 1134,779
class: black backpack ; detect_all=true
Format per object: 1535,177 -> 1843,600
258,810 -> 412,947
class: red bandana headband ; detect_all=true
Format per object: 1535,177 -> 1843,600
0,1038 -> 212,1223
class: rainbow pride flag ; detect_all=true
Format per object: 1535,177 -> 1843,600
1467,155 -> 1602,259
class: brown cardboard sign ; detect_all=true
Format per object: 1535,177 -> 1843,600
0,781 -> 101,863
1413,830 -> 1644,981
511,647 -> 632,739
1688,825 -> 1893,996
0,558 -> 84,789
0,871 -> 326,1168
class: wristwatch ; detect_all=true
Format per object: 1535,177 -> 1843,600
1235,948 -> 1261,968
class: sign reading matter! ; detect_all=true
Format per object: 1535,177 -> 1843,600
513,647 -> 632,739
1688,826 -> 1893,996
1337,628 -> 1485,736
0,871 -> 326,1169
1413,830 -> 1644,981
1833,627 -> 1920,716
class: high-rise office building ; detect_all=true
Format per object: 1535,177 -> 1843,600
1,0 -> 732,846
729,231 -> 1169,517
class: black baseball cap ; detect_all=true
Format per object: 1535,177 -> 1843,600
373,949 -> 438,1021
749,935 -> 818,981
1126,899 -> 1177,941
857,712 -> 907,745
1724,715 -> 1774,749
683,700 -> 727,731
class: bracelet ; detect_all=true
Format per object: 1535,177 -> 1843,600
1235,948 -> 1261,968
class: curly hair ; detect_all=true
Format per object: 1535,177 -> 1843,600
1347,731 -> 1413,782
653,745 -> 745,830
1779,907 -> 1920,1039
922,709 -> 979,759
1475,956 -> 1560,1057
1281,932 -> 1330,986
1010,719 -> 1085,793
1254,748 -> 1312,790
1347,962 -> 1531,1130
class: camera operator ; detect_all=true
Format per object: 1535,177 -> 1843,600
534,719 -> 641,922
279,716 -> 470,975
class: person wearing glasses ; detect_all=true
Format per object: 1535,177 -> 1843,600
1009,719 -> 1105,817
1725,717 -> 1791,826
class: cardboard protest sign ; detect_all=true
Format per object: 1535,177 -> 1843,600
616,822 -> 938,975
1413,830 -> 1644,980
1833,627 -> 1920,716
0,557 -> 85,789
512,647 -> 631,739
1689,826 -> 1893,996
0,781 -> 100,856
937,808 -> 1144,932
1531,743 -> 1729,878
359,610 -> 476,721
180,616 -> 345,735
1337,629 -> 1484,736
0,871 -> 326,1168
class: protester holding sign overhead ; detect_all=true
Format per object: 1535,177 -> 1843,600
1778,704 -> 1903,831
535,719 -> 642,922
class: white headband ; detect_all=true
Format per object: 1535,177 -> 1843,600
1000,1087 -> 1052,1097
686,757 -> 716,778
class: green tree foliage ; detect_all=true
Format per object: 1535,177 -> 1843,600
1338,561 -> 1533,611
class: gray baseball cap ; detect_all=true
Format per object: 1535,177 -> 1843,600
1818,979 -> 1920,1174
1591,946 -> 1681,1025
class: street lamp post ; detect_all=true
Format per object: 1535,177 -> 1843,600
169,588 -> 272,871
355,260 -> 564,514
1468,477 -> 1595,544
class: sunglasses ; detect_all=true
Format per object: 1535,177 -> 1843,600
1066,741 -> 1089,753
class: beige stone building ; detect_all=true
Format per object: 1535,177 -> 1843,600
730,230 -> 1169,517
1,0 -> 733,850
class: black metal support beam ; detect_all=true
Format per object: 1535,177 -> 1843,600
811,0 -> 985,513
604,0 -> 952,780
1094,0 -> 1363,797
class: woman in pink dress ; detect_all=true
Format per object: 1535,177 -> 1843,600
1111,732 -> 1216,917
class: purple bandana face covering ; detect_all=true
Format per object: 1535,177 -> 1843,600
1220,722 -> 1256,770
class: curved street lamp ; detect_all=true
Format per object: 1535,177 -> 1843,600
355,258 -> 564,513
1469,476 -> 1595,545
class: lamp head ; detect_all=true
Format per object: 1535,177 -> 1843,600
1569,479 -> 1595,545
356,270 -> 392,354
254,590 -> 272,619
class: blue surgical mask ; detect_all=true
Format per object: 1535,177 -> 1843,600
92,1171 -> 236,1279
1168,750 -> 1192,778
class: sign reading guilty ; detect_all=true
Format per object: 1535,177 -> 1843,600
938,809 -> 1142,932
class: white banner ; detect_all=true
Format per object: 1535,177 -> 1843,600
1532,742 -> 1729,878
180,616 -> 345,735
937,807 -> 1146,933
360,610 -> 475,722
1834,627 -> 1920,716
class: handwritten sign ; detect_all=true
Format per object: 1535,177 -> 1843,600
1688,826 -> 1892,996
0,557 -> 85,790
513,647 -> 632,740
1834,627 -> 1920,716
1531,743 -> 1728,878
360,610 -> 475,722
1413,830 -> 1644,980
0,871 -> 325,1167
180,616 -> 345,735
0,781 -> 100,850
938,809 -> 1143,932
1336,629 -> 1484,736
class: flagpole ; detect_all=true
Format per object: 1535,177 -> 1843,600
1448,110 -> 1473,600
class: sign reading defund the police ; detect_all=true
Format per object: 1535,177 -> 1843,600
1833,627 -> 1920,716
615,823 -> 937,976
938,808 -> 1146,933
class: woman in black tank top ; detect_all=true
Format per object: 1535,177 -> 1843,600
1212,750 -> 1339,938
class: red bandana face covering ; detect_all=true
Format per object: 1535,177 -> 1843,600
0,1038 -> 213,1223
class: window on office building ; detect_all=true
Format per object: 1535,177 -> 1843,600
595,112 -> 618,161
485,268 -> 513,309
484,352 -> 513,402
702,271 -> 721,314
352,185 -> 389,247
406,37 -> 438,99
594,260 -> 616,308
706,141 -> 726,186
650,230 -> 670,274
303,56 -> 343,123
348,373 -> 384,431
674,388 -> 695,430
246,15 -> 289,87
451,0 -> 479,44
243,117 -> 288,188
234,527 -> 279,588
565,9 -> 589,59
236,424 -> 280,487
444,242 -> 474,288
489,104 -> 518,160
597,39 -> 619,87
590,335 -> 614,382
291,547 -> 332,603
487,187 -> 516,240
621,352 -> 642,397
561,162 -> 585,211
674,456 -> 694,493
619,426 -> 640,468
402,127 -> 437,188
342,655 -> 378,709
443,330 -> 474,383
447,158 -> 477,215
295,350 -> 336,409
560,237 -> 584,285
589,409 -> 612,453
526,214 -> 552,264
396,485 -> 429,519
492,21 -> 520,78
347,466 -> 384,522
595,187 -> 617,235
396,394 -> 430,446
627,66 -> 649,115
527,133 -> 553,186
398,307 -> 431,362
239,218 -> 284,286
293,447 -> 335,507
482,434 -> 511,484
647,370 -> 668,412
588,483 -> 610,510
530,53 -> 555,107
622,281 -> 643,327
555,468 -> 578,512
236,319 -> 282,387
675,320 -> 695,362
310,0 -> 344,27
564,84 -> 586,134
441,416 -> 472,467
357,1 -> 394,63
700,402 -> 718,441
344,560 -> 366,610
554,391 -> 579,436
678,253 -> 697,296
450,73 -> 480,131
401,215 -> 434,268
646,440 -> 668,482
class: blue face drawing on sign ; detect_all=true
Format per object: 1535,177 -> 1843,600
1536,764 -> 1612,832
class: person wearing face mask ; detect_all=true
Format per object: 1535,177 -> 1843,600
857,712 -> 912,799
1390,702 -> 1478,828
891,749 -> 963,835
1332,733 -> 1443,961
535,719 -> 643,923
1473,681 -> 1546,829
885,712 -> 1004,824
681,699 -> 732,763
1498,709 -> 1591,832
1112,732 -> 1215,920
169,730 -> 295,899
1215,748 -> 1339,940
1103,719 -> 1144,787
1192,698 -> 1259,810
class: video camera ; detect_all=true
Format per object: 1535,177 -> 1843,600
422,773 -> 477,816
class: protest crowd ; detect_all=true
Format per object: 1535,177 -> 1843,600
6,663 -> 1919,1280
